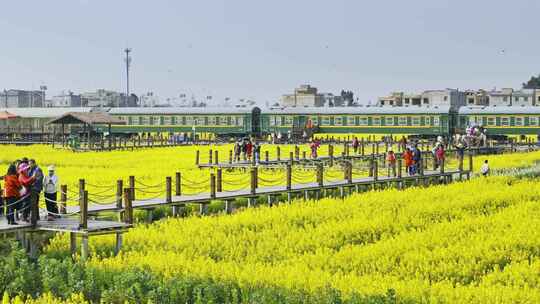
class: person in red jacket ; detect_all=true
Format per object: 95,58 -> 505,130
17,163 -> 35,222
3,164 -> 21,225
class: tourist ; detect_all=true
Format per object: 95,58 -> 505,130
3,164 -> 21,225
246,140 -> 253,162
241,139 -> 248,161
253,141 -> 261,164
481,160 -> 490,177
310,139 -> 320,159
17,163 -> 34,222
402,148 -> 413,176
454,139 -> 466,171
412,144 -> 422,175
43,165 -> 59,221
28,159 -> 44,222
435,144 -> 445,170
352,137 -> 359,154
386,150 -> 397,177
234,140 -> 242,162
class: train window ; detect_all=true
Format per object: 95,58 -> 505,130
529,116 -> 538,126
334,117 -> 343,126
359,117 -> 368,126
398,117 -> 407,126
468,116 -> 476,125
237,116 -> 244,126
385,117 -> 394,126
141,116 -> 150,125
487,117 -> 495,126
311,116 -> 319,125
284,116 -> 293,125
424,116 -> 431,126
433,117 -> 440,126
269,116 -> 275,126
186,117 -> 193,126
347,116 -> 355,126
208,116 -> 216,125
372,117 -> 381,125
322,117 -> 331,125
515,117 -> 524,126
501,117 -> 509,126
138,116 -> 144,125
161,116 -> 168,125
275,116 -> 282,126
411,117 -> 421,126
219,116 -> 228,125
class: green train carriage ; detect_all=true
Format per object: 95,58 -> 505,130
261,106 -> 453,138
106,107 -> 261,137
457,106 -> 540,137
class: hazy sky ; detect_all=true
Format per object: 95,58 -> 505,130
1,0 -> 539,104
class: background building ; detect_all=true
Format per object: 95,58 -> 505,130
51,91 -> 82,107
281,84 -> 325,107
378,89 -> 465,110
0,89 -> 45,107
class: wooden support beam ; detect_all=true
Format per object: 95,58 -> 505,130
60,185 -> 67,214
79,190 -> 88,230
70,232 -> 76,257
286,164 -> 292,190
195,150 -> 200,165
81,235 -> 89,261
217,169 -> 223,192
214,150 -> 219,165
123,188 -> 133,224
316,163 -> 324,187
250,168 -> 257,195
224,200 -> 234,214
175,172 -> 181,196
129,176 -> 135,201
116,180 -> 123,220
277,146 -> 281,161
209,149 -> 213,164
114,233 -> 123,256
265,151 -> 269,162
166,176 -> 172,203
210,173 -> 216,199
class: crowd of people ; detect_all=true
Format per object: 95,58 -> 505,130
1,159 -> 59,225
233,138 -> 262,163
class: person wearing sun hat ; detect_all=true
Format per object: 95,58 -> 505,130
43,165 -> 59,221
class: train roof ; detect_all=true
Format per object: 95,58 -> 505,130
458,106 -> 540,114
263,105 -> 451,115
108,106 -> 257,115
0,107 -> 94,118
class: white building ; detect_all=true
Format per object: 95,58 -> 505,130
378,89 -> 465,110
487,88 -> 540,106
281,85 -> 325,107
51,92 -> 82,107
81,89 -> 121,107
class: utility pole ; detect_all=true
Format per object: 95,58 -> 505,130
124,48 -> 132,107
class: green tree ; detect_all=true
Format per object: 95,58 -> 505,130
522,74 -> 540,89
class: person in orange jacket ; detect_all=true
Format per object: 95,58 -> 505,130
402,148 -> 414,176
3,164 -> 22,225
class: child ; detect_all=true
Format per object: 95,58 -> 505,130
481,160 -> 489,177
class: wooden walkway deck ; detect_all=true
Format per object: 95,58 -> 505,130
57,169 -> 467,216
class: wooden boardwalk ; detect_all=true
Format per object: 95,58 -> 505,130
59,169 -> 468,216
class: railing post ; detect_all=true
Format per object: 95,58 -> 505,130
316,163 -> 324,187
250,168 -> 257,195
166,176 -> 172,204
123,188 -> 133,224
347,162 -> 353,184
79,190 -> 88,230
78,178 -> 85,198
302,151 -> 306,160
277,146 -> 281,161
368,157 -> 374,177
420,159 -> 424,176
195,150 -> 200,165
289,151 -> 294,166
175,172 -> 181,196
373,160 -> 378,181
286,164 -> 292,190
129,176 -> 135,201
329,144 -> 334,167
209,149 -> 213,164
361,138 -> 365,156
214,150 -> 219,165
265,151 -> 269,162
295,145 -> 300,160
210,173 -> 216,199
228,150 -> 233,164
60,185 -> 67,214
217,168 -> 223,192
116,180 -> 123,220
397,159 -> 402,178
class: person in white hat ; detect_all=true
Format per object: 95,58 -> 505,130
43,165 -> 59,221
